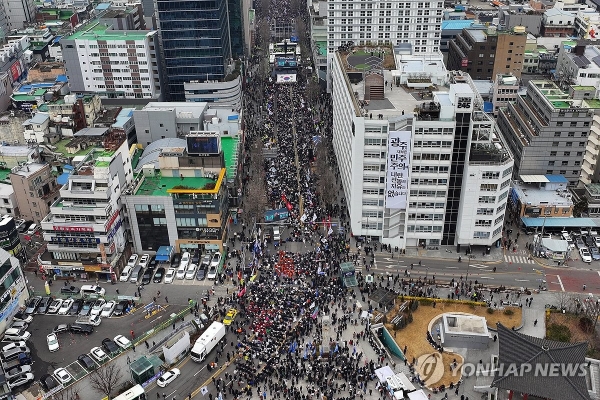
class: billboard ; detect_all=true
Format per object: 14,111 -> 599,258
277,74 -> 297,83
461,58 -> 468,67
10,62 -> 20,82
186,132 -> 220,156
264,208 -> 290,222
385,130 -> 411,209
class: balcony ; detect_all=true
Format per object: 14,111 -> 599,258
51,202 -> 111,217
469,143 -> 512,165
416,102 -> 441,121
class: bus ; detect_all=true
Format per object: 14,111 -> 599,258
110,385 -> 146,400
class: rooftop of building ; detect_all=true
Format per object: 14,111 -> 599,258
137,102 -> 208,119
221,136 -> 239,179
114,108 -> 134,129
0,168 -> 11,183
66,21 -> 152,41
528,80 -> 600,109
133,168 -> 226,197
512,177 -> 573,207
54,138 -> 97,158
94,107 -> 122,125
441,19 -> 480,30
10,163 -> 47,177
443,313 -> 489,335
101,8 -> 137,18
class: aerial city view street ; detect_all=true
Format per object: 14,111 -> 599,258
1,0 -> 600,399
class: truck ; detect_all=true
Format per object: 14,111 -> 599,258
190,322 -> 226,362
2,353 -> 32,370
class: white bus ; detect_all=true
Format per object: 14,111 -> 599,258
111,384 -> 146,400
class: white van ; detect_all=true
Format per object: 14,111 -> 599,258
179,252 -> 191,270
3,328 -> 32,342
273,226 -> 281,242
119,266 -> 133,282
176,263 -> 187,280
129,265 -> 143,283
80,285 -> 106,297
26,224 -> 38,235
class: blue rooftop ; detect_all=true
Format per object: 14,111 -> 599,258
521,217 -> 597,228
442,20 -> 477,30
113,108 -> 135,129
56,75 -> 68,83
545,174 -> 569,183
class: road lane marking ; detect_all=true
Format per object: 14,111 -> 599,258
515,279 -> 529,282
556,275 -> 565,292
479,276 -> 494,280
194,365 -> 206,376
446,266 -> 458,269
167,390 -> 177,398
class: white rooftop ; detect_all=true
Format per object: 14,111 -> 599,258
512,181 -> 573,207
443,313 -> 489,336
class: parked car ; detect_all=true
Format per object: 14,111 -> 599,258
102,338 -> 119,354
576,237 -> 586,249
2,342 -> 26,353
100,301 -> 116,317
185,264 -> 197,280
3,328 -> 31,342
12,311 -> 33,323
171,253 -> 181,268
580,247 -> 592,263
207,266 -> 217,280
153,267 -> 165,283
4,365 -> 32,381
40,374 -> 60,391
24,297 -> 41,315
79,300 -> 93,316
53,368 -> 73,385
46,333 -> 59,352
8,321 -> 28,331
70,324 -> 93,334
164,268 -> 176,284
196,267 -> 206,281
112,300 -> 130,317
60,285 -> 80,295
36,297 -> 52,314
210,252 -> 221,267
58,299 -> 74,315
90,346 -> 108,362
138,254 -> 150,269
141,269 -> 153,285
8,372 -> 34,389
77,354 -> 96,370
127,254 -> 139,267
113,335 -> 131,350
90,299 -> 106,316
591,247 -> 600,261
53,324 -> 70,334
47,299 -> 63,314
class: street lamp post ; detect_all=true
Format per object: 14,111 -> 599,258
465,244 -> 472,283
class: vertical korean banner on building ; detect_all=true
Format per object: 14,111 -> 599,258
385,130 -> 411,209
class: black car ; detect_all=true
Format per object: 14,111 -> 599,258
77,354 -> 96,370
36,297 -> 52,314
53,324 -> 70,334
40,374 -> 59,391
17,221 -> 31,233
191,251 -> 200,265
113,300 -> 129,316
153,267 -> 165,283
141,269 -> 153,285
70,324 -> 93,334
60,285 -> 80,295
68,299 -> 83,316
171,253 -> 181,268
196,267 -> 206,281
102,338 -> 119,354
148,255 -> 158,269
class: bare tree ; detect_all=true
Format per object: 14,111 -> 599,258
552,292 -> 573,312
52,383 -> 80,400
244,143 -> 269,231
89,364 -> 123,399
314,141 -> 337,207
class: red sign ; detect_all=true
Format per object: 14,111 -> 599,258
53,226 -> 94,232
10,62 -> 20,82
461,58 -> 468,67
70,13 -> 79,28
105,210 -> 120,232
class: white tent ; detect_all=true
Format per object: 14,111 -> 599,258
408,389 -> 429,400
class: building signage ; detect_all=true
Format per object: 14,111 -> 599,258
187,132 -> 220,156
107,219 -> 123,242
264,208 -> 289,222
53,226 -> 94,232
461,58 -> 468,67
52,237 -> 100,244
105,211 -> 120,232
198,227 -> 220,234
385,130 -> 411,209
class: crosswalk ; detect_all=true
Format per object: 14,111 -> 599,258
504,254 -> 535,264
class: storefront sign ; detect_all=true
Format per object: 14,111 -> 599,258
52,237 -> 100,244
53,226 -> 94,232
385,131 -> 411,210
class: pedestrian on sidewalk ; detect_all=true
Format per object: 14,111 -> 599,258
534,319 -> 538,327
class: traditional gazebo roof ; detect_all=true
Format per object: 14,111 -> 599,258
492,323 -> 591,400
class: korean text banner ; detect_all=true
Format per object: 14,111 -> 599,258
385,130 -> 411,209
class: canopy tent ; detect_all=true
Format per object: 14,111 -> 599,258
155,246 -> 174,262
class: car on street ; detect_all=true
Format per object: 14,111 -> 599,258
24,296 -> 41,315
102,338 -> 119,354
40,374 -> 60,391
68,299 -> 83,315
591,247 -> 600,261
79,300 -> 93,316
53,324 -> 70,334
156,368 -> 180,388
70,324 -> 93,334
139,254 -> 150,269
8,372 -> 34,389
53,368 -> 73,385
60,285 -> 80,295
153,267 -> 165,283
113,300 -> 129,317
4,365 -> 31,381
58,299 -> 74,315
90,299 -> 106,316
12,311 -> 33,323
223,309 -> 238,326
77,354 -> 96,370
114,335 -> 131,350
100,301 -> 116,317
127,254 -> 139,267
90,347 -> 108,362
580,247 -> 592,263
47,299 -> 63,314
164,268 -> 176,284
207,266 -> 217,280
46,333 -> 59,352
185,264 -> 197,280
196,267 -> 206,281
36,297 -> 52,314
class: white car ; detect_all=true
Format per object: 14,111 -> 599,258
127,254 -> 139,267
176,264 -> 187,280
164,268 -> 176,284
156,368 -> 181,388
207,266 -> 217,280
90,346 -> 108,362
58,299 -> 74,315
2,341 -> 26,353
8,372 -> 34,389
47,299 -> 63,314
46,333 -> 59,352
185,264 -> 197,280
210,252 -> 221,267
53,368 -> 73,385
90,299 -> 106,316
139,254 -> 150,268
100,301 -> 116,318
580,247 -> 592,263
4,365 -> 32,381
114,335 -> 132,350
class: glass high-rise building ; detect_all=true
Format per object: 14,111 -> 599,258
155,0 -> 232,101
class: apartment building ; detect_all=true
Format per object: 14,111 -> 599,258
41,94 -> 103,136
324,0 -> 444,55
0,216 -> 22,257
447,26 -> 527,80
497,80 -> 599,187
61,20 -> 162,100
9,163 -> 60,223
330,49 -> 513,249
492,74 -> 520,115
0,0 -> 35,35
541,8 -> 575,37
0,247 -> 29,335
38,136 -> 133,282
555,41 -> 600,90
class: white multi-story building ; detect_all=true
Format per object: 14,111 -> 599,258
324,0 -> 444,55
39,137 -> 133,282
60,20 -> 163,100
331,50 -> 513,249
